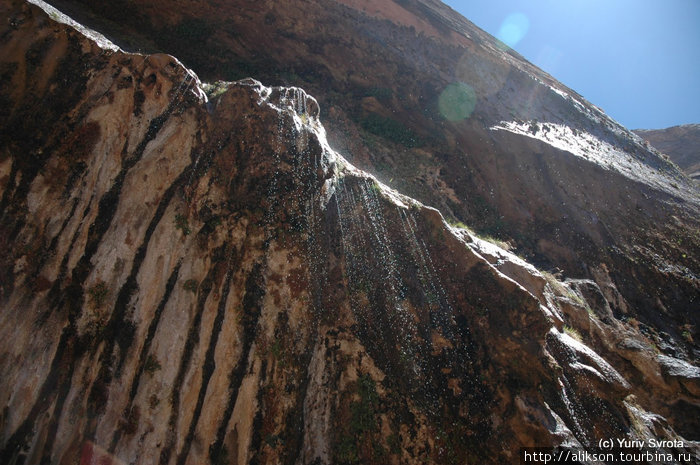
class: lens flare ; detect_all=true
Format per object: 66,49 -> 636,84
498,13 -> 529,47
438,82 -> 477,121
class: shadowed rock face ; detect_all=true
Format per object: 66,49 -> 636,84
634,125 -> 700,184
0,1 -> 698,465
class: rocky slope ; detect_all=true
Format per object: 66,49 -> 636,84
0,1 -> 698,465
634,125 -> 700,184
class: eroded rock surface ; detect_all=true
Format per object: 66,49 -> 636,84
0,1 -> 698,465
635,124 -> 700,184
42,0 -> 700,339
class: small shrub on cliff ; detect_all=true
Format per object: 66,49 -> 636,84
563,325 -> 582,342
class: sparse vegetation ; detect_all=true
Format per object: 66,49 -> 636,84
202,81 -> 229,99
649,341 -> 661,355
625,317 -> 640,330
445,217 -> 513,250
351,374 -> 379,433
335,373 -> 381,464
144,354 -> 162,375
563,325 -> 582,342
87,281 -> 109,310
681,324 -> 694,343
586,306 -> 597,319
175,213 -> 192,235
542,271 -> 567,297
446,217 -> 470,230
478,233 -> 510,250
567,290 -> 586,307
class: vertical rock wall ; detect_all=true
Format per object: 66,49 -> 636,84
0,2 -> 698,464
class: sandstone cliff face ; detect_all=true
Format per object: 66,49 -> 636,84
634,125 -> 700,184
1,1 -> 699,465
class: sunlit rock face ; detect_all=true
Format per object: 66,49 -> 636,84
45,0 -> 699,335
634,125 -> 700,184
0,1 -> 699,465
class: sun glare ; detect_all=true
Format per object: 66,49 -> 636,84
498,12 -> 529,47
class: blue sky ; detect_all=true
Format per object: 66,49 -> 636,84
443,0 -> 700,130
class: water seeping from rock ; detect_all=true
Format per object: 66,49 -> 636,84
1,1 -> 699,463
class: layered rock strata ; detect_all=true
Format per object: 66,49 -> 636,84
42,0 -> 700,341
0,2 -> 698,465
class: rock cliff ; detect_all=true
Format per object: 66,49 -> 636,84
634,125 -> 700,184
44,0 -> 700,336
0,1 -> 698,465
